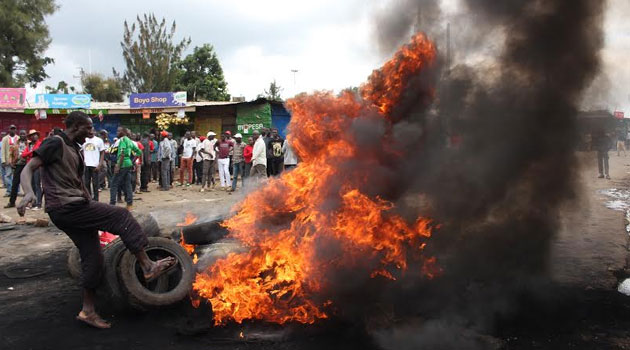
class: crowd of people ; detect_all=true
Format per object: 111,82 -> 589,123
0,123 -> 297,211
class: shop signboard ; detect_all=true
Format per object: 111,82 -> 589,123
0,88 -> 26,108
129,91 -> 187,108
236,103 -> 272,137
35,94 -> 91,109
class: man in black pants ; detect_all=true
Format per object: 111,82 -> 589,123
17,111 -> 176,329
140,133 -> 151,192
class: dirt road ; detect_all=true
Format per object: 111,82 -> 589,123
1,154 -> 630,349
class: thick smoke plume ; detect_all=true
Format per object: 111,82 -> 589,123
373,0 -> 606,347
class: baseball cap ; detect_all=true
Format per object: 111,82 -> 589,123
28,129 -> 39,136
224,130 -> 231,136
160,131 -> 168,137
9,125 -> 16,129
234,133 -> 243,138
207,131 -> 216,137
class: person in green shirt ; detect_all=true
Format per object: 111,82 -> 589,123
110,127 -> 141,209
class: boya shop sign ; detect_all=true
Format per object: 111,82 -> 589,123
129,92 -> 187,108
36,94 -> 91,109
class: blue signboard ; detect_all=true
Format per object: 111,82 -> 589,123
35,94 -> 91,109
129,91 -> 187,108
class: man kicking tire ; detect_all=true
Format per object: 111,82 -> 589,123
16,111 -> 176,329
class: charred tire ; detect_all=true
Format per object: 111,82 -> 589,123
67,247 -> 81,279
134,212 -> 160,237
118,237 -> 194,309
180,218 -> 228,245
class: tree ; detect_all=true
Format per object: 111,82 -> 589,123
81,71 -> 124,102
176,44 -> 230,101
119,14 -> 190,93
0,0 -> 57,87
259,80 -> 283,101
45,81 -> 76,94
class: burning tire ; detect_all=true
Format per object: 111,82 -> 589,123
179,215 -> 229,245
118,237 -> 194,309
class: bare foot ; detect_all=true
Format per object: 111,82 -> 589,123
76,310 -> 111,329
143,257 -> 177,282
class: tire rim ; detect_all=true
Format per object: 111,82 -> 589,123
132,246 -> 184,293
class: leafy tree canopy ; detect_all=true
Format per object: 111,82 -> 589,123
0,0 -> 57,87
176,44 -> 229,101
119,13 -> 190,93
81,71 -> 124,102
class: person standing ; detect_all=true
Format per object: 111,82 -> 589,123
268,129 -> 284,176
98,131 -> 111,190
169,132 -> 177,187
159,131 -> 172,191
190,131 -> 202,185
109,127 -> 141,210
282,138 -> 298,171
593,128 -> 612,179
21,130 -> 43,210
250,130 -> 267,180
231,133 -> 246,191
149,133 -> 159,182
179,131 -> 196,186
5,130 -> 28,208
82,129 -> 105,201
16,111 -> 176,329
243,136 -> 254,181
214,132 -> 234,190
199,131 -> 217,192
140,133 -> 152,192
0,131 -> 5,190
617,128 -> 627,157
1,125 -> 19,196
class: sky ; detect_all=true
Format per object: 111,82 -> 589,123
33,0 -> 630,112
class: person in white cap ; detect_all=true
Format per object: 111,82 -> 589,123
198,131 -> 217,191
231,133 -> 246,191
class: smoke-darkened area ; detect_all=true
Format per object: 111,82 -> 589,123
370,0 -> 606,348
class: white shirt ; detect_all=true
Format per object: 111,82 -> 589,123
182,138 -> 197,158
193,138 -> 203,162
199,138 -> 217,161
252,137 -> 267,167
82,136 -> 105,167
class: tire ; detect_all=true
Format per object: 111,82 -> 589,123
118,237 -> 194,309
180,216 -> 228,245
134,212 -> 160,237
66,247 -> 81,280
97,238 -> 129,308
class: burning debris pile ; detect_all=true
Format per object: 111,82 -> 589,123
193,33 -> 439,325
192,0 -> 606,340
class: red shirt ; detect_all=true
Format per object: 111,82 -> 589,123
215,140 -> 233,159
243,145 -> 253,163
21,139 -> 43,163
135,142 -> 144,165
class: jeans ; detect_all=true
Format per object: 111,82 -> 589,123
84,166 -> 99,201
110,167 -> 133,205
160,158 -> 171,190
597,150 -> 609,176
32,168 -> 43,207
202,159 -> 215,188
179,157 -> 193,184
218,158 -> 231,187
232,161 -> 245,191
140,163 -> 151,190
8,164 -> 24,205
2,164 -> 13,194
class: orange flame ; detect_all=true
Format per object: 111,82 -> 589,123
178,213 -> 197,257
193,33 -> 439,325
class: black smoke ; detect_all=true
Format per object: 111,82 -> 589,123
368,0 -> 606,348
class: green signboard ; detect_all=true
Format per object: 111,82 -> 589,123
236,103 -> 271,137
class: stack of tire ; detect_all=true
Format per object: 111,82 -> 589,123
67,213 -> 195,310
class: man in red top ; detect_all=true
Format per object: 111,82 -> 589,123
214,132 -> 234,190
19,130 -> 43,209
243,136 -> 254,180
